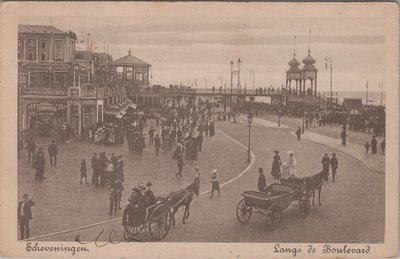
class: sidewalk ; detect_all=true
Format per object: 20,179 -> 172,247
291,131 -> 385,173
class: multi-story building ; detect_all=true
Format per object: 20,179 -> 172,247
18,25 -> 130,136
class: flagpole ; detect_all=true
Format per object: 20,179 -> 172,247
366,81 -> 368,106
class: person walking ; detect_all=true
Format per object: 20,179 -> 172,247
176,152 -> 185,178
380,138 -> 385,154
34,148 -> 46,182
154,134 -> 161,157
321,153 -> 330,181
364,141 -> 370,154
340,129 -> 347,146
48,140 -> 59,167
148,127 -> 155,145
91,152 -> 99,187
371,136 -> 378,154
257,167 -> 267,192
136,134 -> 146,156
271,150 -> 282,183
330,153 -> 339,182
209,169 -> 220,198
196,133 -> 203,152
80,159 -> 89,184
99,152 -> 108,187
115,155 -> 125,182
194,166 -> 201,187
18,194 -> 35,240
295,126 -> 302,141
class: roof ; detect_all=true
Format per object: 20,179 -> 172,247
18,25 -> 77,40
111,50 -> 151,66
343,98 -> 364,110
302,51 -> 316,65
19,25 -> 65,34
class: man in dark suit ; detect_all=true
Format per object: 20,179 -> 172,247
18,194 -> 35,240
321,153 -> 330,181
257,168 -> 267,192
48,140 -> 59,167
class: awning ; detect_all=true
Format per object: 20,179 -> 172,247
129,103 -> 137,109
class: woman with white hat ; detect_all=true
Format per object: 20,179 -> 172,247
209,169 -> 220,198
287,151 -> 297,178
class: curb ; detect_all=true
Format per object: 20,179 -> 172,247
290,132 -> 385,174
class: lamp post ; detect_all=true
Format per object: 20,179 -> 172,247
236,58 -> 242,91
247,113 -> 253,163
278,109 -> 281,127
325,57 -> 333,109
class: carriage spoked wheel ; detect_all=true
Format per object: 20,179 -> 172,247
236,199 -> 252,224
299,198 -> 311,218
148,204 -> 172,240
265,204 -> 282,230
123,211 -> 145,236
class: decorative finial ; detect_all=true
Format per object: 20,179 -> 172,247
293,35 -> 296,57
128,49 -> 131,55
308,29 -> 311,54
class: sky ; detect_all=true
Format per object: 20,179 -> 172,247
20,11 -> 386,92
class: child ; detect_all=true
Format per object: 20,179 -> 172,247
209,169 -> 220,198
364,141 -> 370,154
80,159 -> 88,184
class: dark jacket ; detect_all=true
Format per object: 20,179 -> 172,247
257,173 -> 267,192
48,143 -> 58,155
330,157 -> 338,168
322,156 -> 330,169
18,200 -> 35,220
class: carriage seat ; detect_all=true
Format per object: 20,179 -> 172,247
266,184 -> 293,196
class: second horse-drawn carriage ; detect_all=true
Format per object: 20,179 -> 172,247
236,178 -> 311,230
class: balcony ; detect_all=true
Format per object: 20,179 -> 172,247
19,86 -> 68,97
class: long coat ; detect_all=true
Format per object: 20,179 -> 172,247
257,173 -> 267,192
18,200 -> 35,220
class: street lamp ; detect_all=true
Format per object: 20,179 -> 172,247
236,58 -> 242,91
325,57 -> 333,109
278,109 -> 281,127
247,113 -> 253,163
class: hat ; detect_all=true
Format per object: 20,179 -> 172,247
132,187 -> 140,193
212,169 -> 217,173
332,152 -> 336,156
195,166 -> 200,171
274,150 -> 279,154
288,150 -> 294,155
324,153 -> 328,156
258,168 -> 263,173
146,181 -> 152,187
138,183 -> 146,190
23,194 -> 29,198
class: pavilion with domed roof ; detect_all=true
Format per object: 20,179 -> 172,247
286,32 -> 318,96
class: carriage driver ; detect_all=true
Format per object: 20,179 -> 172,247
143,181 -> 157,207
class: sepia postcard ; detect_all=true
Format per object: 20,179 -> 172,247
0,2 -> 398,258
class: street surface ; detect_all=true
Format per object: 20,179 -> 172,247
20,117 -> 384,243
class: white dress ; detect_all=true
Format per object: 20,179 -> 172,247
288,156 -> 297,177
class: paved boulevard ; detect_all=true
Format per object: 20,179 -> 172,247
34,118 -> 384,243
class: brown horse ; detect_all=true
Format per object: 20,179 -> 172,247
303,170 -> 327,206
165,179 -> 200,226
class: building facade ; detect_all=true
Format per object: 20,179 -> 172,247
18,25 -> 129,136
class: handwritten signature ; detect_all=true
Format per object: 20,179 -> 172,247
75,229 -> 143,247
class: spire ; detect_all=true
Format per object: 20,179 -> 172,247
308,29 -> 311,54
293,35 -> 296,57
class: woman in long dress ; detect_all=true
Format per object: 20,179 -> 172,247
271,150 -> 282,183
287,151 -> 297,178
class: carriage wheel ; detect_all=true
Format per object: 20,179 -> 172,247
236,199 -> 252,224
123,210 -> 145,236
148,205 -> 172,240
299,198 -> 311,218
266,204 -> 282,230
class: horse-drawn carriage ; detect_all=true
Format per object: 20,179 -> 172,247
236,178 -> 311,230
123,198 -> 173,240
122,178 -> 200,241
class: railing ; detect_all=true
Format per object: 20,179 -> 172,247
19,87 -> 68,97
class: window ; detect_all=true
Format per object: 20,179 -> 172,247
18,52 -> 21,60
41,53 -> 46,61
28,40 -> 35,47
18,40 -> 23,49
55,52 -> 64,61
28,52 -> 35,61
41,41 -> 46,48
